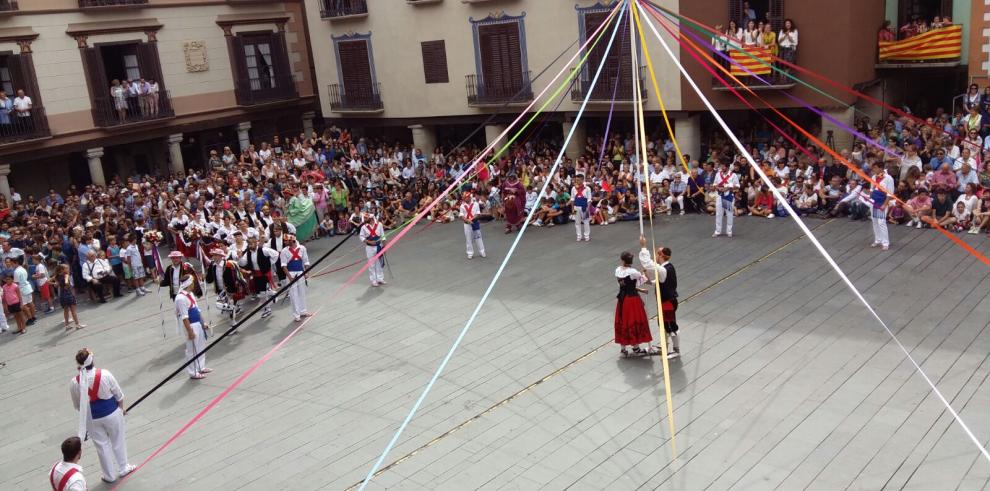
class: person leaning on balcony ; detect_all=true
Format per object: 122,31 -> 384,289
138,78 -> 151,116
778,19 -> 798,66
124,80 -> 140,117
110,80 -> 127,122
878,21 -> 895,42
13,88 -> 32,131
760,23 -> 778,56
0,90 -> 12,134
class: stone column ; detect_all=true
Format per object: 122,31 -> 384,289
302,111 -> 316,138
820,107 -> 856,152
236,121 -> 252,152
0,164 -> 10,203
484,124 -> 506,147
562,118 -> 586,161
408,124 -> 437,155
673,114 -> 701,164
86,147 -> 106,187
167,133 -> 185,175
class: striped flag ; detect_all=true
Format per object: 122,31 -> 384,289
878,25 -> 962,62
730,46 -> 773,76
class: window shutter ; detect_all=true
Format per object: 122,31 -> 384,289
421,40 -> 448,84
136,42 -> 165,87
226,35 -> 250,104
729,0 -> 742,27
337,40 -> 373,101
270,30 -> 296,97
768,0 -> 785,31
479,22 -> 524,97
80,47 -> 110,126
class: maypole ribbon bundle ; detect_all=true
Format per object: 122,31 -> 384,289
631,0 -> 678,457
358,3 -> 628,489
635,0 -> 990,465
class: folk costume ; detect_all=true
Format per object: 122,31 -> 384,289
359,215 -> 386,286
175,277 -> 211,379
279,234 -> 311,321
639,247 -> 681,359
501,173 -> 526,233
239,242 -> 280,319
49,460 -> 86,491
160,251 -> 201,300
871,169 -> 895,250
459,194 -> 486,259
713,164 -> 740,237
614,266 -> 654,355
571,178 -> 593,241
69,354 -> 134,483
205,248 -> 246,318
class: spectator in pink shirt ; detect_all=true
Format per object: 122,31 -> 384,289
929,163 -> 958,196
905,189 -> 933,228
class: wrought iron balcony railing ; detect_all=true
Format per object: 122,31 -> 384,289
465,71 -> 533,106
328,83 -> 384,112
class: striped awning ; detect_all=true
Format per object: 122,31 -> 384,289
878,25 -> 962,62
730,46 -> 772,76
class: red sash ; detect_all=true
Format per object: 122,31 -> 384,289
575,187 -> 585,199
364,222 -> 378,238
717,172 -> 733,188
76,369 -> 102,402
288,247 -> 302,262
463,203 -> 474,221
182,292 -> 198,311
50,464 -> 79,491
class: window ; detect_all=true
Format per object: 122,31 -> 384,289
729,0 -> 784,31
579,9 -> 632,100
226,30 -> 296,105
0,60 -> 13,95
421,40 -> 448,84
243,41 -> 275,91
123,54 -> 140,81
80,41 -> 172,126
478,21 -> 525,96
0,50 -> 49,142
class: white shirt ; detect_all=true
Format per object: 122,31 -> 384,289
953,156 -> 977,172
82,259 -> 112,282
638,248 -> 670,284
13,95 -> 31,115
778,29 -> 798,48
360,221 -> 384,243
239,246 -> 279,269
69,367 -> 124,411
279,245 -> 310,273
49,462 -> 87,491
174,289 -> 199,323
122,244 -> 143,269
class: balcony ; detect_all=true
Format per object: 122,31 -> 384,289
233,73 -> 298,106
876,25 -> 962,69
91,89 -> 174,128
320,0 -> 368,20
79,0 -> 148,6
328,83 -> 384,113
0,1 -> 18,12
711,47 -> 795,91
466,71 -> 533,107
711,71 -> 796,92
571,66 -> 648,102
0,107 -> 50,146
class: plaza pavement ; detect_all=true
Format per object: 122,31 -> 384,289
2,215 -> 990,490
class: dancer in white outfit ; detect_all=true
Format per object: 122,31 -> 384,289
360,214 -> 387,286
571,173 -> 592,241
870,162 -> 895,250
48,437 -> 87,491
280,233 -> 312,321
713,160 -> 740,237
459,192 -> 486,259
69,348 -> 135,484
175,274 -> 211,379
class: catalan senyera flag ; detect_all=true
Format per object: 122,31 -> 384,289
730,46 -> 773,77
878,25 -> 962,62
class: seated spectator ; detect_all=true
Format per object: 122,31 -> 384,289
906,189 -> 933,228
931,189 -> 954,227
930,163 -> 958,195
749,186 -> 774,218
971,192 -> 990,234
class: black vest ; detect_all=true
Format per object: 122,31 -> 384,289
245,247 -> 272,272
660,263 -> 678,299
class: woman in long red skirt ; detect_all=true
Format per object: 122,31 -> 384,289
614,251 -> 658,357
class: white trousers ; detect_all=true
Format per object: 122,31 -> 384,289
366,245 -> 385,284
666,195 -> 684,211
872,213 -> 889,246
715,198 -> 733,235
184,322 -> 207,376
463,224 -> 485,257
574,208 -> 590,239
88,407 -> 129,480
287,272 -> 307,318
0,310 -> 8,331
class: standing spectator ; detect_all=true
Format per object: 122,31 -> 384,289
760,23 -> 778,57
31,253 -> 54,314
778,19 -> 799,70
0,90 -> 12,136
125,79 -> 140,117
10,257 -> 35,325
2,273 -> 24,334
110,80 -> 127,122
878,21 -> 896,42
148,79 -> 159,116
741,1 -> 756,24
963,84 -> 981,113
13,88 -> 32,131
56,264 -> 84,330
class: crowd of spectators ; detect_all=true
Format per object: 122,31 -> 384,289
3,84 -> 990,334
879,14 -> 954,42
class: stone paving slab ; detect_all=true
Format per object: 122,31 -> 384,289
2,216 -> 990,489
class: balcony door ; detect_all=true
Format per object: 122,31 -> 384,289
581,10 -> 632,99
336,39 -> 375,104
478,22 -> 525,99
227,31 -> 295,105
81,41 -> 167,126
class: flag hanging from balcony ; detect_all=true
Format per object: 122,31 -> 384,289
730,46 -> 773,77
878,25 -> 962,62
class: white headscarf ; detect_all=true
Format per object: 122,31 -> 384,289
77,353 -> 94,440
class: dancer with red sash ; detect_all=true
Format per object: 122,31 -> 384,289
459,191 -> 486,259
175,273 -> 211,379
239,236 -> 280,319
639,236 -> 681,359
359,213 -> 387,287
713,159 -> 739,238
280,233 -> 312,321
205,247 -> 245,320
49,437 -> 86,491
69,348 -> 134,483
614,251 -> 658,357
870,161 -> 895,251
571,173 -> 593,242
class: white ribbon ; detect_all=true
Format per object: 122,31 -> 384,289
76,353 -> 93,440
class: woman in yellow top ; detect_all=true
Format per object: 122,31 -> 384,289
760,23 -> 778,56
